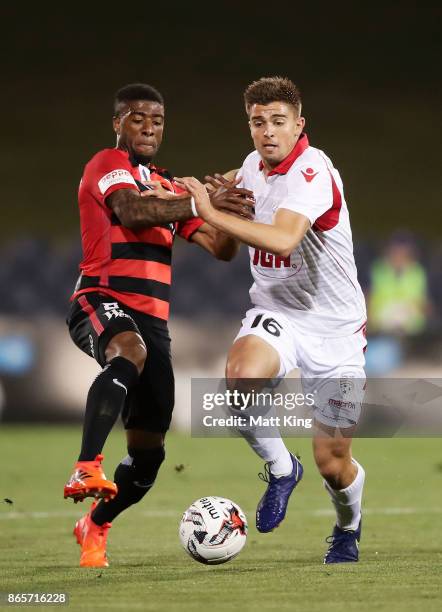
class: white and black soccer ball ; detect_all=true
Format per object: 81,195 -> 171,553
179,496 -> 248,565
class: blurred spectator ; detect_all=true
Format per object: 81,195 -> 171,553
428,244 -> 442,328
368,231 -> 430,335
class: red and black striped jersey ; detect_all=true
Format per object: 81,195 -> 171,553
71,148 -> 203,320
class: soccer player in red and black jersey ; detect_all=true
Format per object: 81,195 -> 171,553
63,83 -> 254,567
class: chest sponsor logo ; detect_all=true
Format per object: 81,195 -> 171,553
252,249 -> 303,279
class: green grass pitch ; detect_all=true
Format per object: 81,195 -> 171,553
1,425 -> 442,611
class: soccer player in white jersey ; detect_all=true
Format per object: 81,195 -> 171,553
178,77 -> 367,564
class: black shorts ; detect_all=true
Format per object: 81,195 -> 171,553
67,292 -> 174,433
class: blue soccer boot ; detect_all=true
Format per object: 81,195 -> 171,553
323,518 -> 362,563
256,453 -> 303,533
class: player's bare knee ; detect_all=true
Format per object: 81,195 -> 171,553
314,442 -> 353,484
313,437 -> 351,460
316,458 -> 345,482
226,361 -> 266,389
226,358 -> 243,381
105,332 -> 147,374
127,342 -> 147,374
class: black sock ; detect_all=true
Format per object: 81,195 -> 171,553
91,446 -> 165,525
78,357 -> 139,461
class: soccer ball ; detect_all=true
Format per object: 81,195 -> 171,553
179,496 -> 248,565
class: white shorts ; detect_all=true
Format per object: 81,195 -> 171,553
234,307 -> 367,428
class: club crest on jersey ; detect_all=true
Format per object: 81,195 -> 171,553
252,249 -> 303,279
102,302 -> 131,321
301,167 -> 318,183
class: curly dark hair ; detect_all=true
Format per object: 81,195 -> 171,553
244,77 -> 302,114
114,83 -> 164,115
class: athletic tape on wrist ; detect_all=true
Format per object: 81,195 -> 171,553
190,196 -> 198,217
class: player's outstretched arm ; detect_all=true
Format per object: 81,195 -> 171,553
190,169 -> 251,260
190,222 -> 240,261
106,176 -> 254,230
177,177 -> 310,257
107,188 -> 194,229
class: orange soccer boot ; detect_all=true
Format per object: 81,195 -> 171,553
73,501 -> 111,568
64,454 -> 117,503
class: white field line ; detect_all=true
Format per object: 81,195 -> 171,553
0,507 -> 441,520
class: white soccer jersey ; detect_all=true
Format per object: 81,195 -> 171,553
238,133 -> 366,337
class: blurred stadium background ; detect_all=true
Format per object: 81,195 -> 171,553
1,5 -> 442,611
0,1 -> 440,425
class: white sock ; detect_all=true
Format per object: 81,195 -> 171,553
248,437 -> 293,476
324,459 -> 365,531
234,405 -> 293,477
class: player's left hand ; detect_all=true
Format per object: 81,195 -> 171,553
205,174 -> 255,220
140,180 -> 177,200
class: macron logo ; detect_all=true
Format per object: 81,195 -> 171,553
113,378 -> 128,394
301,167 -> 319,183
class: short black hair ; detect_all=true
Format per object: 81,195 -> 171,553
113,83 -> 164,115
